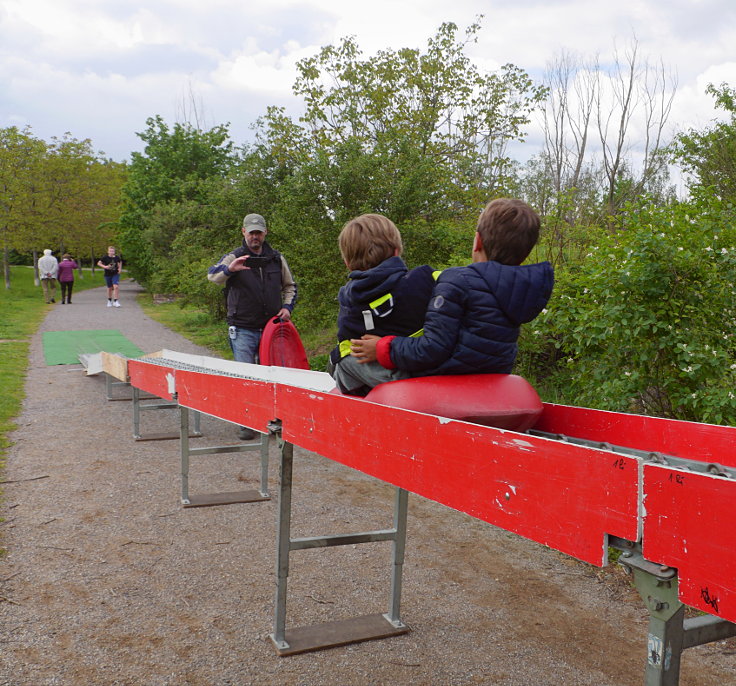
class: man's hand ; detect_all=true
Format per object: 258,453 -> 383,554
350,334 -> 380,363
228,255 -> 250,272
276,307 -> 291,321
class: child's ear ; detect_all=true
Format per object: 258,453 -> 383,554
472,232 -> 488,262
393,248 -> 400,257
472,232 -> 482,252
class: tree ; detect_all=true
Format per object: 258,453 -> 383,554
287,20 -> 546,217
534,39 -> 676,228
0,127 -> 47,288
118,116 -> 236,284
671,83 -> 736,201
527,190 -> 736,424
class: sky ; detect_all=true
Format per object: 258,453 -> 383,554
1,0 -> 735,163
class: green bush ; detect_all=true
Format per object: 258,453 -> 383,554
525,191 -> 736,423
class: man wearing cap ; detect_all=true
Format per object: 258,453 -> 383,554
207,213 -> 297,440
38,249 -> 59,303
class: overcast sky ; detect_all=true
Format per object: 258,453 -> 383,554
2,0 -> 735,163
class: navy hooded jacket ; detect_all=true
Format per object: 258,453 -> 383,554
381,260 -> 554,376
331,256 -> 436,366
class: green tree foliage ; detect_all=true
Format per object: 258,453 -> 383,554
238,20 -> 546,330
523,190 -> 736,424
135,21 -> 546,333
0,128 -> 122,287
671,83 -> 736,201
42,135 -> 125,259
0,127 -> 47,286
118,115 -> 236,284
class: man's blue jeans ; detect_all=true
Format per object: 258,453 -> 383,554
229,326 -> 262,364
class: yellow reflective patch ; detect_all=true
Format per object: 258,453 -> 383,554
338,339 -> 352,358
369,292 -> 392,309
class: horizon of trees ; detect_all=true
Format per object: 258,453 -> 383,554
2,19 -> 734,423
0,126 -> 126,288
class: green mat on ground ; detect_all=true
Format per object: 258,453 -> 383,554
42,329 -> 144,365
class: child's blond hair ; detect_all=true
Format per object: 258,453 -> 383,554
338,214 -> 403,271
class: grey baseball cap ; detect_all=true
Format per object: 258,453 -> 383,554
242,213 -> 267,232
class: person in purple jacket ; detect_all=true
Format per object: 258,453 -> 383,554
350,198 -> 554,383
57,253 -> 78,304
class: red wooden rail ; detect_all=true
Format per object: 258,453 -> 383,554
125,357 -> 736,625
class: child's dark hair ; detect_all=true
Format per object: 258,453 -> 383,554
477,198 -> 540,265
338,214 -> 403,271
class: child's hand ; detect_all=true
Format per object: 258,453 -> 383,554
350,335 -> 380,363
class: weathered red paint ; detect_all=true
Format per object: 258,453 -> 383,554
128,359 -> 176,400
175,368 -> 274,432
536,403 -> 736,466
643,463 -> 736,624
275,385 -> 639,566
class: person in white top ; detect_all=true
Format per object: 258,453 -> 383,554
38,249 -> 59,304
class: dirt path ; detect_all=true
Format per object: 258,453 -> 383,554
1,279 -> 734,686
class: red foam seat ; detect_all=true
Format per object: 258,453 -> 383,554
364,374 -> 543,432
259,318 -> 310,370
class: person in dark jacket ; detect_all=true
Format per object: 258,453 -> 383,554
328,214 -> 436,395
207,213 -> 297,439
57,253 -> 78,304
350,198 -> 554,382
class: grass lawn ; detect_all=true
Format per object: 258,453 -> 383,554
137,294 -> 336,372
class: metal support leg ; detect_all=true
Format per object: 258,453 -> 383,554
269,437 -> 409,656
258,429 -> 271,498
385,487 -> 408,628
105,373 -> 131,401
179,410 -> 271,508
181,405 -> 191,504
271,436 -> 294,652
620,550 -> 736,686
133,385 -> 142,438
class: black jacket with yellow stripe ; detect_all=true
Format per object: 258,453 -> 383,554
330,256 -> 436,366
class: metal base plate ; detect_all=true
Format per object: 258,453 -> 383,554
182,490 -> 270,508
270,613 -> 409,656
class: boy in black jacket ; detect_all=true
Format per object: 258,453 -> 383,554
329,214 -> 436,395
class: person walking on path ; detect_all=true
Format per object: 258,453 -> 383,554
207,213 -> 297,440
38,248 -> 59,303
97,245 -> 123,307
57,253 -> 78,304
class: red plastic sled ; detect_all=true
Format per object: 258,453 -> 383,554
259,317 -> 310,369
364,374 -> 543,432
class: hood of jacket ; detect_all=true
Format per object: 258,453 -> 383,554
343,256 -> 408,304
468,260 -> 554,326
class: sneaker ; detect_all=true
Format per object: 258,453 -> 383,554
113,301 -> 121,307
107,301 -> 112,307
238,426 -> 256,441
50,298 -> 55,303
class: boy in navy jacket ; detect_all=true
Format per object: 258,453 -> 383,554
350,198 -> 554,380
329,214 -> 436,395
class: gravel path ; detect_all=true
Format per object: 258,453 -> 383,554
1,279 -> 734,686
